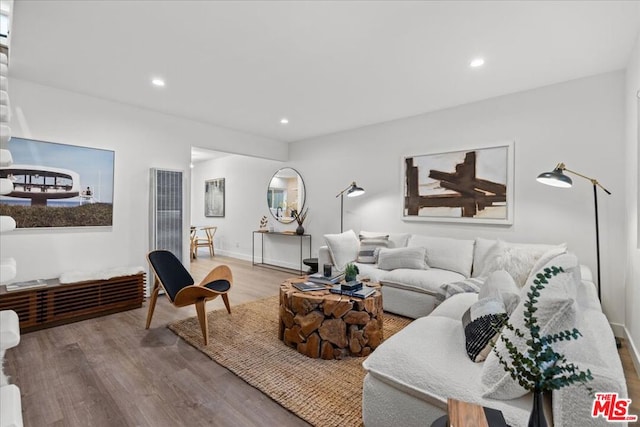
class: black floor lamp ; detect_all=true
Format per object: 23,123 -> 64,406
336,181 -> 365,233
536,162 -> 611,302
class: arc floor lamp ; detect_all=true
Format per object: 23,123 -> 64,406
536,163 -> 611,302
336,181 -> 365,233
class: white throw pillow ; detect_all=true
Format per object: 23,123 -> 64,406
481,240 -> 543,287
377,247 -> 426,271
473,238 -> 567,278
408,235 -> 474,277
472,238 -> 498,277
324,230 -> 359,271
524,245 -> 568,285
479,270 -> 520,315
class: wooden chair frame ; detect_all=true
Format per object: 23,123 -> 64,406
192,226 -> 216,258
146,251 -> 232,345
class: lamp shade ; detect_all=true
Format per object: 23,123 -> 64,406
536,168 -> 572,188
346,182 -> 365,197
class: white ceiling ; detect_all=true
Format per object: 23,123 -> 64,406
8,1 -> 640,143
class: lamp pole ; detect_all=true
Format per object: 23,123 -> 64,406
592,183 -> 602,302
340,192 -> 344,233
336,181 -> 365,233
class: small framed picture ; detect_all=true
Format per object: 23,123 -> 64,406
205,178 -> 225,217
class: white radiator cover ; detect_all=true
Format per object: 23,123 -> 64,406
149,168 -> 184,260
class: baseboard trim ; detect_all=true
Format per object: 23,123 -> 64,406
623,326 -> 640,379
214,249 -> 304,272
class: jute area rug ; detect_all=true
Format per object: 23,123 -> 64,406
167,295 -> 411,427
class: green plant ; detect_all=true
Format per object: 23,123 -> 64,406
493,266 -> 593,393
344,263 -> 359,281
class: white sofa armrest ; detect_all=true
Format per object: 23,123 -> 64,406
318,246 -> 333,271
0,311 -> 19,351
0,384 -> 23,427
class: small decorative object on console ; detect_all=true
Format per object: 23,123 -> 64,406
292,207 -> 308,235
258,215 -> 269,231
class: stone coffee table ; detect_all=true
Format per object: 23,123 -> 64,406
278,278 -> 383,360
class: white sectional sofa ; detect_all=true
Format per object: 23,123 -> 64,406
319,231 -> 569,319
318,231 -> 628,426
0,310 -> 23,427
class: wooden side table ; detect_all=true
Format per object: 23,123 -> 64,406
279,278 -> 383,359
431,399 -> 507,427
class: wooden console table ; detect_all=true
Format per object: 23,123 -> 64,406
252,231 -> 311,275
0,273 -> 145,332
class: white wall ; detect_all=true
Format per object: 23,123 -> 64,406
292,72 -> 629,328
197,72 -> 628,333
191,155 -> 309,270
624,32 -> 640,371
0,78 -> 288,283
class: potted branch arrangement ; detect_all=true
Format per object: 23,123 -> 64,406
292,208 -> 308,235
493,266 -> 593,427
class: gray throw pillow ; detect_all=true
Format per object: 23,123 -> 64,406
357,235 -> 389,264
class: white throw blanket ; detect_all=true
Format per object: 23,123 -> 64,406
59,266 -> 145,284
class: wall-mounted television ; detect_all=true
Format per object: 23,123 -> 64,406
0,137 -> 115,228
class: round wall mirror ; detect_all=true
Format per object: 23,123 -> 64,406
267,167 -> 306,224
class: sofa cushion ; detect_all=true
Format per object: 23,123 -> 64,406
324,230 -> 359,271
481,253 -> 580,400
360,231 -> 411,248
377,247 -> 426,271
357,235 -> 389,264
381,268 -> 465,295
408,235 -> 475,277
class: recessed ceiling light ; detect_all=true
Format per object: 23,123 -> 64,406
470,58 -> 485,68
280,118 -> 289,125
151,78 -> 165,87
190,163 -> 194,169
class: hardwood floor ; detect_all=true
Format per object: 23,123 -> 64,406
5,255 -> 309,427
4,253 -> 640,426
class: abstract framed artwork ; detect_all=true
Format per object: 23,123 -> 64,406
0,137 -> 115,228
205,178 -> 225,217
403,141 -> 514,224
